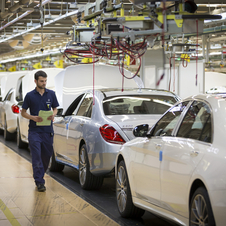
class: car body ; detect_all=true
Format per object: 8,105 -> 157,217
115,93 -> 226,226
16,68 -> 63,147
0,71 -> 28,140
0,72 -> 9,100
50,88 -> 180,190
206,86 -> 226,94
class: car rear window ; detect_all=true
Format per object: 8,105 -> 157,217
103,95 -> 177,115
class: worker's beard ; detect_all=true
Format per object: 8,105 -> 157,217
37,84 -> 46,89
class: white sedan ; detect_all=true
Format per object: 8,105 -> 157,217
115,94 -> 226,226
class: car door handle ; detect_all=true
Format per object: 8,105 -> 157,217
155,144 -> 161,150
190,150 -> 199,156
80,121 -> 85,126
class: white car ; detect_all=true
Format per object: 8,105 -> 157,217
206,86 -> 226,94
115,94 -> 226,226
0,71 -> 28,140
50,88 -> 180,190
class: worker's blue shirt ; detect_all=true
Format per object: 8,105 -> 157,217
22,88 -> 59,133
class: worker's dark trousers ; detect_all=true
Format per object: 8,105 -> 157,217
28,131 -> 53,186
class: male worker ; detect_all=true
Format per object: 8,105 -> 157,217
21,70 -> 59,192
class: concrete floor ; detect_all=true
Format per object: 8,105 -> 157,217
0,142 -> 119,226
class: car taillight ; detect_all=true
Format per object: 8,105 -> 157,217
11,104 -> 20,114
99,124 -> 126,144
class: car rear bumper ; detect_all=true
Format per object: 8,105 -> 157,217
88,142 -> 122,176
7,117 -> 17,133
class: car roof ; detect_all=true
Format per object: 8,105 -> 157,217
90,88 -> 180,98
183,93 -> 226,104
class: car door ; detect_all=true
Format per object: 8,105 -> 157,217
132,101 -> 189,207
160,100 -> 213,218
66,93 -> 93,166
53,94 -> 85,164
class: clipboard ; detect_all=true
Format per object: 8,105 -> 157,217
36,110 -> 53,126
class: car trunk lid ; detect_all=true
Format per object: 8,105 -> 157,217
106,115 -> 161,140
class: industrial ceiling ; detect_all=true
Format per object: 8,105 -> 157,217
0,0 -> 226,68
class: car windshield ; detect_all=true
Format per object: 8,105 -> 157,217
103,95 -> 177,115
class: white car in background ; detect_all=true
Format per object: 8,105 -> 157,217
50,88 -> 180,190
16,68 -> 63,147
0,72 -> 9,100
206,86 -> 226,94
115,94 -> 226,226
0,71 -> 28,140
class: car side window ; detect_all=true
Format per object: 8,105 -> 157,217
76,93 -> 93,118
152,101 -> 189,136
6,91 -> 13,101
64,94 -> 85,116
177,101 -> 212,143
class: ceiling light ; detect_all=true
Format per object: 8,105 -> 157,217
0,10 -> 78,44
199,4 -> 226,7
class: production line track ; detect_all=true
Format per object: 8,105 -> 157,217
0,135 -> 178,226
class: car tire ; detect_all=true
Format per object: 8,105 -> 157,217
116,160 -> 145,218
190,187 -> 215,226
4,117 -> 14,141
17,125 -> 28,148
49,152 -> 64,172
79,144 -> 104,190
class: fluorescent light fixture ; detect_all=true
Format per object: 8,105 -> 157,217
205,4 -> 226,7
0,49 -> 62,63
209,52 -> 222,56
0,9 -> 78,43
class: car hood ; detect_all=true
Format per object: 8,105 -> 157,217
107,114 -> 161,140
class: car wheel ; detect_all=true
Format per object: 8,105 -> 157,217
49,152 -> 64,172
17,125 -> 28,148
116,160 -> 145,218
4,117 -> 14,141
79,144 -> 104,190
190,187 -> 215,226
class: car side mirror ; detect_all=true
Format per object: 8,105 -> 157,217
133,124 -> 149,137
57,108 -> 63,116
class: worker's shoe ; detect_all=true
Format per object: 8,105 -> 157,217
37,184 -> 46,192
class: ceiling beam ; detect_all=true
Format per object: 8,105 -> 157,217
0,0 -> 36,19
0,0 -> 5,13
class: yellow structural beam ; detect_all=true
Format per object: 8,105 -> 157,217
158,14 -> 183,28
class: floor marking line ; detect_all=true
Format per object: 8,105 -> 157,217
29,211 -> 79,218
0,199 -> 21,226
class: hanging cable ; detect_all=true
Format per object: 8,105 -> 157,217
169,56 -> 172,91
182,58 -> 188,68
156,0 -> 166,87
196,19 -> 199,86
39,0 -> 44,53
93,53 -> 95,105
173,53 -> 176,92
